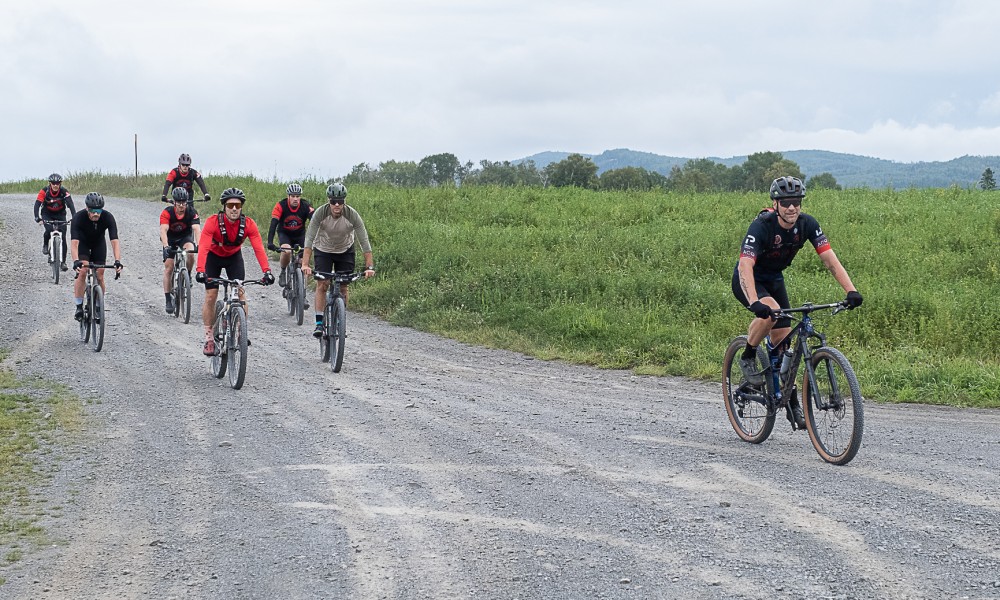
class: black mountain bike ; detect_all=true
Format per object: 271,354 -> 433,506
168,246 -> 193,323
276,246 -> 308,326
208,277 -> 264,390
77,263 -> 122,353
314,271 -> 366,373
42,219 -> 71,284
723,301 -> 864,465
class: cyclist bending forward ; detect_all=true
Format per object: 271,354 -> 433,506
70,193 -> 123,320
195,188 -> 275,355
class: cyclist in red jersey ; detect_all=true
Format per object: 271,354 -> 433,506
161,153 -> 210,204
34,173 -> 77,271
194,188 -> 275,355
267,182 -> 314,287
159,188 -> 202,313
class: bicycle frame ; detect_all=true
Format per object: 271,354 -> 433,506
207,277 -> 262,390
43,219 -> 70,283
771,302 -> 844,409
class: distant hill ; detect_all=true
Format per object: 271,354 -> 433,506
516,148 -> 1000,189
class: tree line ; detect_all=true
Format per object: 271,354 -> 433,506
341,151 -> 843,192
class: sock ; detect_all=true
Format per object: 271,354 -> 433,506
165,293 -> 171,301
315,314 -> 323,325
75,298 -> 83,305
742,344 -> 756,360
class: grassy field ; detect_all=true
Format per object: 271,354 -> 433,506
4,174 -> 998,407
0,351 -> 84,580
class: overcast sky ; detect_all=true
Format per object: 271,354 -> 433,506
4,0 -> 1000,182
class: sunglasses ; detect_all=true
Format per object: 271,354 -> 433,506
224,202 -> 242,209
329,198 -> 345,205
88,208 -> 103,215
777,198 -> 802,208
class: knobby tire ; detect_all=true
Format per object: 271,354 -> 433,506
91,285 -> 105,353
803,347 -> 864,465
320,303 -> 334,362
723,336 -> 776,444
294,270 -> 305,326
330,297 -> 346,373
211,301 -> 227,379
228,307 -> 248,390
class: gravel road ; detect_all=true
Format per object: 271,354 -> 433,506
1,193 -> 998,600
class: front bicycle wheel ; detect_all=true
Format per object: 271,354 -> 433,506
211,302 -> 227,379
228,307 -> 248,390
330,297 -> 346,373
80,287 -> 91,343
91,286 -> 105,353
803,347 -> 864,465
51,237 -> 60,284
723,336 -> 776,443
179,270 -> 192,324
293,269 -> 305,326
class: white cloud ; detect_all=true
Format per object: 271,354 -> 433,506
3,1 -> 1000,181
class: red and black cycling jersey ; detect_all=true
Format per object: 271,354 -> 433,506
34,186 -> 76,219
739,210 -> 830,278
162,167 -> 208,197
271,198 -> 313,233
196,212 -> 270,274
159,205 -> 201,236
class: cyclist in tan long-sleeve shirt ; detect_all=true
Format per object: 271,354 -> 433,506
301,182 -> 375,338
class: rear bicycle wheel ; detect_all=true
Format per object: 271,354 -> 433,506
91,285 -> 105,352
228,307 -> 248,390
330,297 -> 346,373
211,302 -> 227,379
803,347 -> 864,465
723,336 -> 776,443
319,301 -> 333,362
80,286 -> 91,343
293,270 -> 305,326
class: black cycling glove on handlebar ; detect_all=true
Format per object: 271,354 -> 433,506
195,272 -> 206,283
845,290 -> 863,309
261,271 -> 275,286
162,247 -> 171,261
749,301 -> 773,319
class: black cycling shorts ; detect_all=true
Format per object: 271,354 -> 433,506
77,240 -> 108,265
277,231 -> 306,248
731,266 -> 792,329
313,248 -> 355,276
204,252 -> 245,290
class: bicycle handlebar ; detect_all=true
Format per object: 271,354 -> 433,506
205,276 -> 266,286
313,270 -> 367,283
40,219 -> 72,225
772,301 -> 849,319
78,263 -> 123,280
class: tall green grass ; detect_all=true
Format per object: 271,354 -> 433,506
3,174 -> 997,407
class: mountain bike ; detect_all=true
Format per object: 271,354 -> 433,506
42,219 -> 71,284
314,271 -> 366,373
275,245 -> 308,326
77,263 -> 122,353
722,301 -> 864,465
167,246 -> 193,323
208,277 -> 265,390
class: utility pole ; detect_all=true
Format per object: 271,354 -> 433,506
134,134 -> 139,177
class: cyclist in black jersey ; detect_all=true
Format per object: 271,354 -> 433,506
267,183 -> 314,287
731,176 -> 862,427
70,193 -> 123,321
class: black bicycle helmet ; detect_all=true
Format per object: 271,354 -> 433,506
326,182 -> 347,199
220,187 -> 246,204
84,192 -> 105,209
48,173 -> 63,183
171,187 -> 190,203
178,153 -> 192,166
286,183 -> 303,196
769,176 -> 805,200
